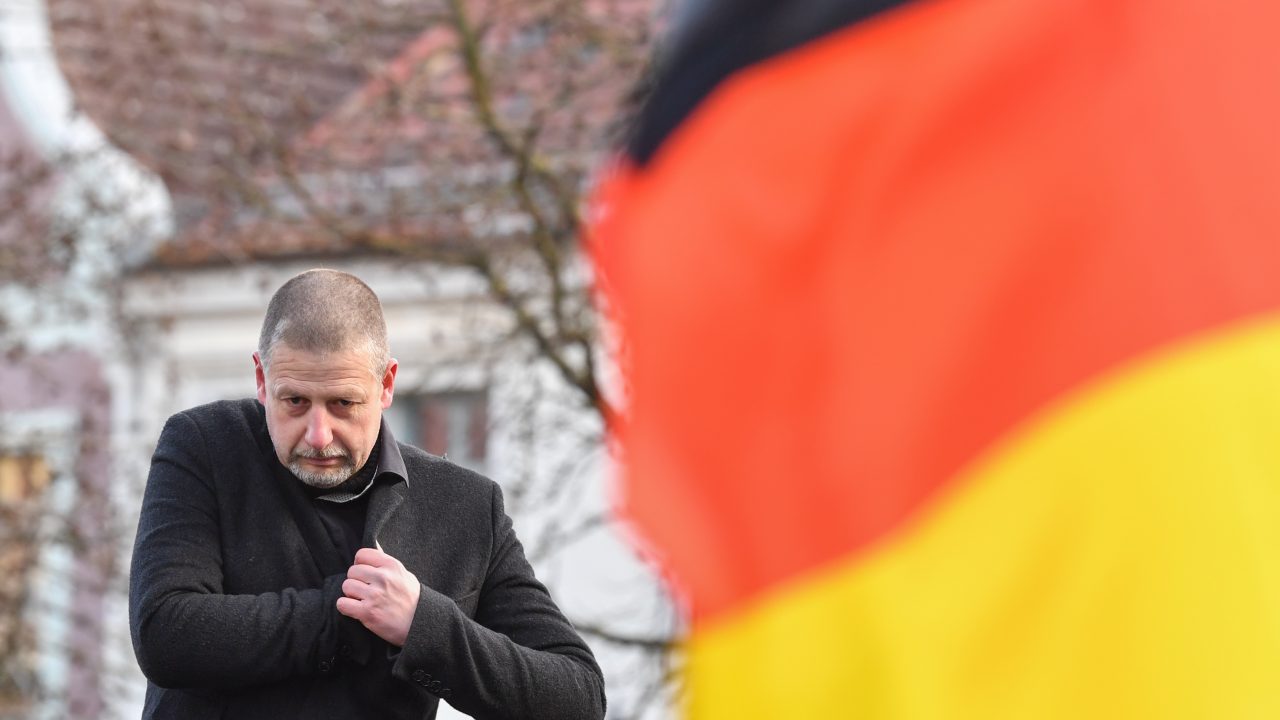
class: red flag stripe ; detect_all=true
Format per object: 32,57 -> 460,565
595,0 -> 1280,619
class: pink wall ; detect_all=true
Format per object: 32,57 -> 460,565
0,348 -> 111,719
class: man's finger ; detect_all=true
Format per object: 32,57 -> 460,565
342,577 -> 371,600
335,596 -> 363,618
353,546 -> 392,567
346,564 -> 380,584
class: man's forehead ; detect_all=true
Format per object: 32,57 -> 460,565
270,374 -> 371,393
266,345 -> 379,386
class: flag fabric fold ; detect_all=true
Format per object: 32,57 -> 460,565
593,0 -> 1280,716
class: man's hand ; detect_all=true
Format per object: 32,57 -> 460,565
336,547 -> 422,647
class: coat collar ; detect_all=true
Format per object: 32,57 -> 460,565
373,418 -> 409,486
362,416 -> 409,549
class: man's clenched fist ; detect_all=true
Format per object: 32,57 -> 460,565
336,547 -> 421,647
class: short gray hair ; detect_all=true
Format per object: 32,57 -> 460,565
257,269 -> 390,378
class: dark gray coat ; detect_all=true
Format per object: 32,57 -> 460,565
129,399 -> 605,720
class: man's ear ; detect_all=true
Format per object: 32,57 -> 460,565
380,359 -> 398,409
254,352 -> 268,404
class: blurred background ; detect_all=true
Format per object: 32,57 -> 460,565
0,0 -> 678,717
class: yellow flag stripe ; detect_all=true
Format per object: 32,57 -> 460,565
687,313 -> 1280,718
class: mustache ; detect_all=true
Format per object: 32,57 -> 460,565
291,445 -> 350,461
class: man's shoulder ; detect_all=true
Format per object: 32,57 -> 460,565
160,399 -> 264,453
396,442 -> 497,501
171,398 -> 262,429
151,400 -> 269,488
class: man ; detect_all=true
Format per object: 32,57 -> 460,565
129,269 -> 605,720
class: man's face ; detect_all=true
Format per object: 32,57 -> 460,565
254,343 -> 397,488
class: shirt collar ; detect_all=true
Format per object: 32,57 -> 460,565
315,417 -> 408,503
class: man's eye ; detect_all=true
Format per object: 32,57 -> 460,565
286,397 -> 305,406
336,399 -> 355,407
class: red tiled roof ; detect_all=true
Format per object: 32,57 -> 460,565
50,0 -> 653,267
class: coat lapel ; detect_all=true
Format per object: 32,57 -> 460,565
363,479 -> 406,550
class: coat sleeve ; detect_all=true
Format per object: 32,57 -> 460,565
391,482 -> 607,720
129,411 -> 349,690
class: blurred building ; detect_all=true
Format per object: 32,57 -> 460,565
0,0 -> 671,718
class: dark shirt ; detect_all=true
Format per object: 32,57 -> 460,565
300,426 -> 408,562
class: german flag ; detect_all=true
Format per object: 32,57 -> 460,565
592,0 -> 1280,716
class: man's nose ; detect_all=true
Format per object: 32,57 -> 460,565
304,409 -> 334,449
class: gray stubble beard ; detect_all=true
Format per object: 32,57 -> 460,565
288,446 -> 355,489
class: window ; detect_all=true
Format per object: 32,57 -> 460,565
385,390 -> 489,473
0,453 -> 50,503
0,453 -> 51,716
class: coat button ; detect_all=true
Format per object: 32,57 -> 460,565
318,659 -> 333,673
339,644 -> 352,657
412,669 -> 427,683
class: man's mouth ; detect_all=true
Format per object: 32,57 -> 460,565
303,456 -> 345,467
291,445 -> 350,469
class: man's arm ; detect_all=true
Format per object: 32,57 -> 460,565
340,482 -> 606,720
129,411 -> 348,690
